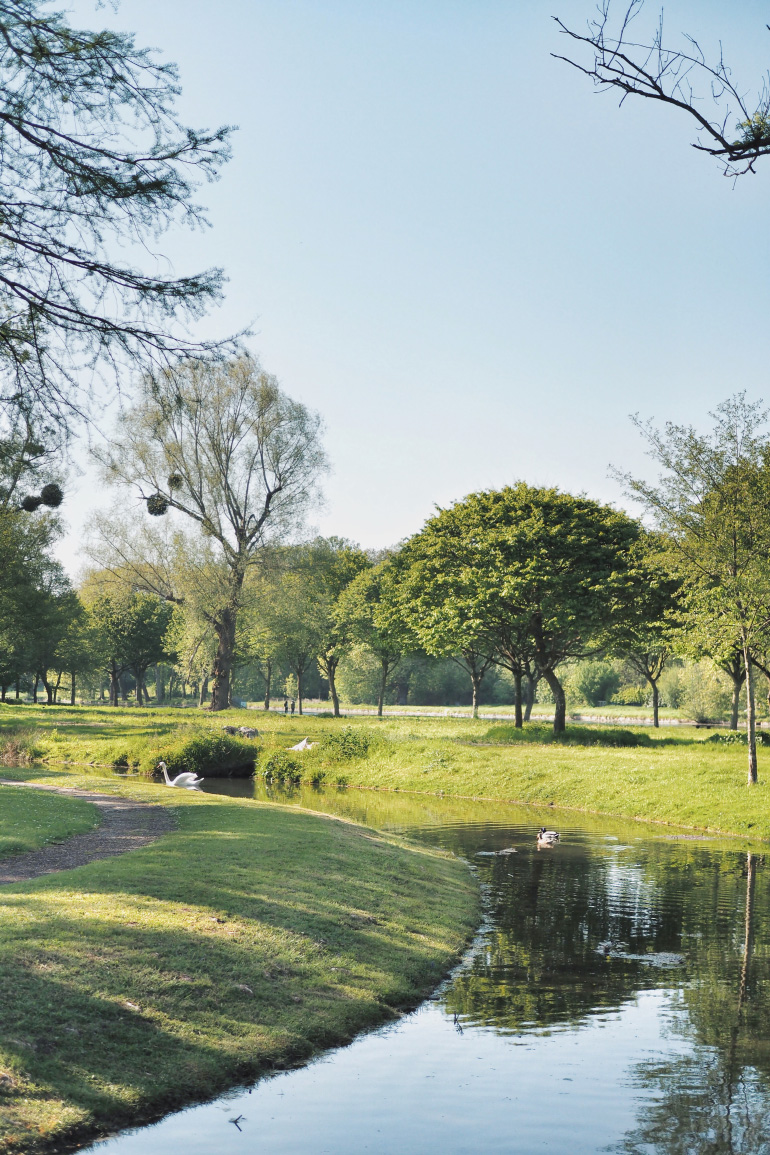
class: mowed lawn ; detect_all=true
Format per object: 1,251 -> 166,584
0,782 -> 479,1155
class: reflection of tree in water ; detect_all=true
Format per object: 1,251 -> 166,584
614,852 -> 770,1155
443,843 -> 689,1033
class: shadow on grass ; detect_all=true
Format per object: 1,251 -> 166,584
0,801 -> 476,1151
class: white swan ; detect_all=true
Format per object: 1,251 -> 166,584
158,760 -> 204,788
289,737 -> 316,751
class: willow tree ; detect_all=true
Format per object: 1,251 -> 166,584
99,354 -> 327,710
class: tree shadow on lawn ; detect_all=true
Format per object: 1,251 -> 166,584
0,802 -> 473,1146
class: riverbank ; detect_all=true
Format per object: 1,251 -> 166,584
0,780 -> 479,1155
0,704 -> 767,839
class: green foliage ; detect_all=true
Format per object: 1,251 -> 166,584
142,732 -> 258,777
678,661 -> 732,723
706,731 -> 770,746
567,661 -> 620,706
483,723 -> 650,748
322,726 -> 371,761
611,683 -> 648,706
261,748 -> 304,784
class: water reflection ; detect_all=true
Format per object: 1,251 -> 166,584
89,783 -> 770,1154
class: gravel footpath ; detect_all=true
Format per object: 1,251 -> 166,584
0,780 -> 176,884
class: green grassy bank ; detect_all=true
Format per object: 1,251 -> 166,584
0,782 -> 479,1154
0,703 -> 767,839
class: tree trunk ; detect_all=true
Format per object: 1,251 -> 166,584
378,661 -> 388,717
210,604 -> 237,712
135,676 -> 143,705
109,659 -> 119,707
297,668 -> 303,715
730,676 -> 742,730
199,674 -> 209,707
70,671 -> 76,706
328,659 -> 341,718
14,680 -> 19,700
155,664 -> 164,704
743,640 -> 757,784
53,671 -> 62,704
542,668 -> 566,734
524,675 -> 536,722
471,669 -> 482,719
263,659 -> 272,711
651,679 -> 659,728
513,670 -> 523,728
32,674 -> 38,704
42,674 -> 53,705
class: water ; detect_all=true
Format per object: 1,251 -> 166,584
85,783 -> 770,1154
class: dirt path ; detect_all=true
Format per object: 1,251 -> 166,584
0,780 -> 176,884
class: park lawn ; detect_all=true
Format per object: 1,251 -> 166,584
0,784 -> 479,1155
0,787 -> 98,857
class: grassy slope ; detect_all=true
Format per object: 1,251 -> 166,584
0,787 -> 98,856
0,786 -> 479,1155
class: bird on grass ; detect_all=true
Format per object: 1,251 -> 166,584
537,827 -> 560,847
157,760 -> 204,788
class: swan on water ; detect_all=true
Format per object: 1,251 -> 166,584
157,760 -> 204,788
537,827 -> 560,847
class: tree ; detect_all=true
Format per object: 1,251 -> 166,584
620,395 -> 770,783
394,486 -> 639,734
96,354 -> 327,710
85,589 -> 171,706
307,538 -> 371,717
391,517 -> 498,718
609,534 -> 683,728
0,0 -> 233,427
336,560 -> 410,717
555,2 -> 770,178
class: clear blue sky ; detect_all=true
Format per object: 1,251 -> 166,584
60,0 -> 770,572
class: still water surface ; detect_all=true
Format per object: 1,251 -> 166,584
87,783 -> 769,1154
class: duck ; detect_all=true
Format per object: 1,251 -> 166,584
537,827 -> 560,847
157,760 -> 204,788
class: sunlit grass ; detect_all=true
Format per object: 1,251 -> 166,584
0,787 -> 98,856
0,785 -> 478,1154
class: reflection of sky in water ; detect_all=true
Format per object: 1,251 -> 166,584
85,786 -> 770,1155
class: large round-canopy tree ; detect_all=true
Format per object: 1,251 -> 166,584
99,354 -> 327,710
393,485 -> 640,733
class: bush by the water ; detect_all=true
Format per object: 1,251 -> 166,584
143,733 -> 259,777
262,748 -> 303,784
322,726 -> 371,761
484,723 -> 650,748
707,731 -> 770,746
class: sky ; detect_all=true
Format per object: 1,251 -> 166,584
57,0 -> 770,574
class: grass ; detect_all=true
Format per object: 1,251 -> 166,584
0,778 -> 479,1154
0,787 -> 99,857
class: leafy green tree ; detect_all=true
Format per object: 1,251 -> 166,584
336,560 -> 410,717
395,486 -> 639,734
96,354 -> 328,710
307,538 -> 371,717
391,519 -> 498,718
621,396 -> 770,783
85,589 -> 172,706
0,0 -> 232,427
609,534 -> 683,727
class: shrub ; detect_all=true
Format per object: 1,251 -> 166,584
483,723 -> 649,748
262,749 -> 303,784
568,661 -> 620,706
322,726 -> 371,761
141,732 -> 258,777
707,731 -> 770,746
611,683 -> 648,706
679,661 -> 732,723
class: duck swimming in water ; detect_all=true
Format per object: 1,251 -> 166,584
537,827 -> 560,847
